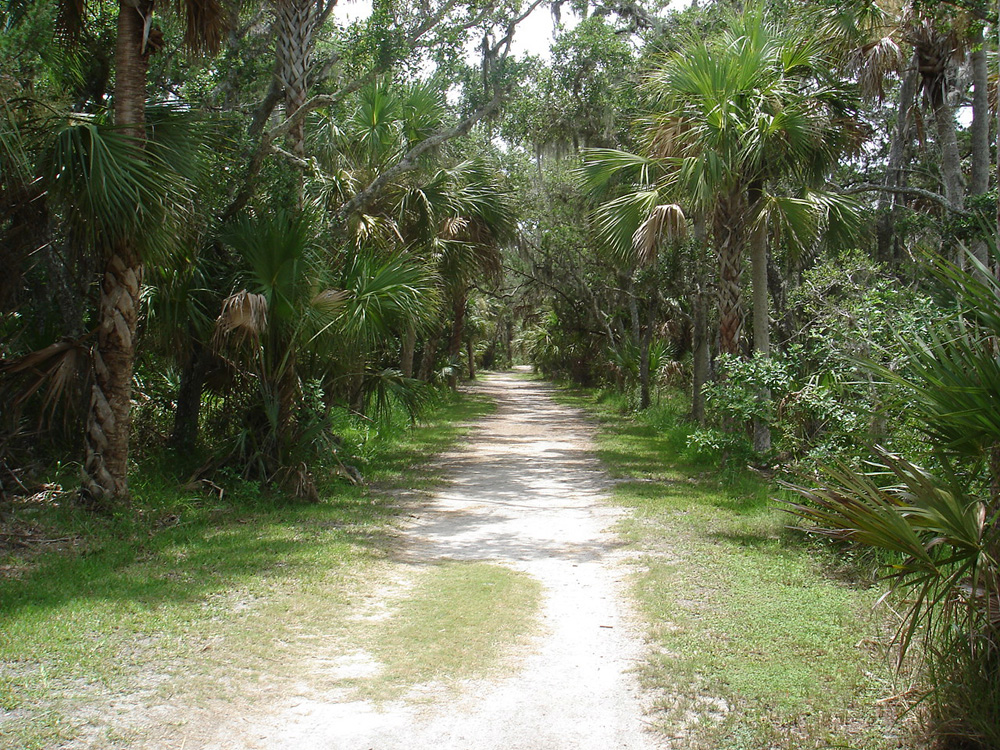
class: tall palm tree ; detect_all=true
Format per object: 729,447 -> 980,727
583,7 -> 862,446
47,0 -> 226,505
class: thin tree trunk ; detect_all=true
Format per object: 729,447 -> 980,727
969,32 -> 990,269
749,185 -> 771,453
876,54 -> 918,265
639,291 -> 653,411
401,325 -> 416,378
448,289 -> 467,389
171,340 -> 209,448
467,340 -> 476,380
690,216 -> 710,425
81,2 -> 148,506
418,330 -> 440,382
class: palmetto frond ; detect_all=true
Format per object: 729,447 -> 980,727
337,252 -> 440,348
43,121 -> 193,258
784,449 -> 998,663
633,203 -> 686,265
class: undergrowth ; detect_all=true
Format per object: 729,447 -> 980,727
551,383 -> 923,750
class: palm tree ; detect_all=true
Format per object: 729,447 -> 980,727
214,209 -> 437,492
45,0 -> 226,505
583,7 -> 862,446
313,81 -> 515,385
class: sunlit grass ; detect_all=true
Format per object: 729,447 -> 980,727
553,384 -> 912,750
0,389 -> 494,749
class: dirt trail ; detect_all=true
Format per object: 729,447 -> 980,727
197,372 -> 656,749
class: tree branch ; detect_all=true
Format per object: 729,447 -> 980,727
840,183 -> 971,216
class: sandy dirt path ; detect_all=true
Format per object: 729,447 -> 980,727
199,372 -> 656,749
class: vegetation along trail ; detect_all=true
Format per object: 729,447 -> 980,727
190,371 -> 655,749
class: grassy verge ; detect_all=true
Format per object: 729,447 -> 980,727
553,386 -> 918,750
0,389 -> 494,749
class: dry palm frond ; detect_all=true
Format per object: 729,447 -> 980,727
177,0 -> 227,55
647,118 -> 692,159
851,36 -> 904,100
633,203 -> 687,265
440,216 -> 470,240
0,336 -> 92,420
213,289 -> 268,347
311,288 -> 348,313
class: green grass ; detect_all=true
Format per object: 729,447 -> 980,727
352,561 -> 542,701
0,389 -> 494,749
553,385 -> 915,750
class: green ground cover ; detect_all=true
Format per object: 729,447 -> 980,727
0,390 -> 495,749
554,385 -> 919,750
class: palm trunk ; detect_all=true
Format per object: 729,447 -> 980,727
275,0 -> 318,158
467,340 -> 476,380
82,244 -> 143,505
932,96 -> 965,217
689,215 -> 710,424
418,329 -> 440,382
171,339 -> 209,447
876,54 -> 918,266
749,185 -> 771,453
639,293 -> 653,410
714,192 -> 745,358
401,325 -> 416,378
81,3 -> 148,506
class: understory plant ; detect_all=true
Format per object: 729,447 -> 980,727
785,251 -> 1000,749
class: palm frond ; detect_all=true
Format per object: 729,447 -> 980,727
632,203 -> 686,265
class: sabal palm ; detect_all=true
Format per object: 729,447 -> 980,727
215,209 -> 437,479
40,0 -> 226,504
314,82 -> 514,382
643,9 -> 859,356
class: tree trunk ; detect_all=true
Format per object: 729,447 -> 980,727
690,215 -> 710,425
275,0 -> 319,159
401,325 -> 416,378
933,96 -> 965,215
467,340 -> 476,380
448,289 -> 467,389
969,33 -> 990,268
418,330 -> 440,382
171,340 -> 209,448
713,191 -> 745,357
749,185 -> 771,454
639,292 -> 653,411
81,2 -> 149,506
876,54 -> 918,266
82,244 -> 143,506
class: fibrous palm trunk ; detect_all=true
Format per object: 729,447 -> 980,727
876,54 -> 918,265
81,3 -> 148,506
401,325 -> 416,378
749,184 -> 770,453
714,191 -> 745,357
275,0 -> 322,160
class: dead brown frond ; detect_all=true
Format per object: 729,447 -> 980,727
311,288 -> 349,314
0,335 -> 92,420
851,36 -> 904,100
647,117 -> 692,159
177,0 -> 227,55
213,289 -> 268,348
440,216 -> 470,240
633,203 -> 687,265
